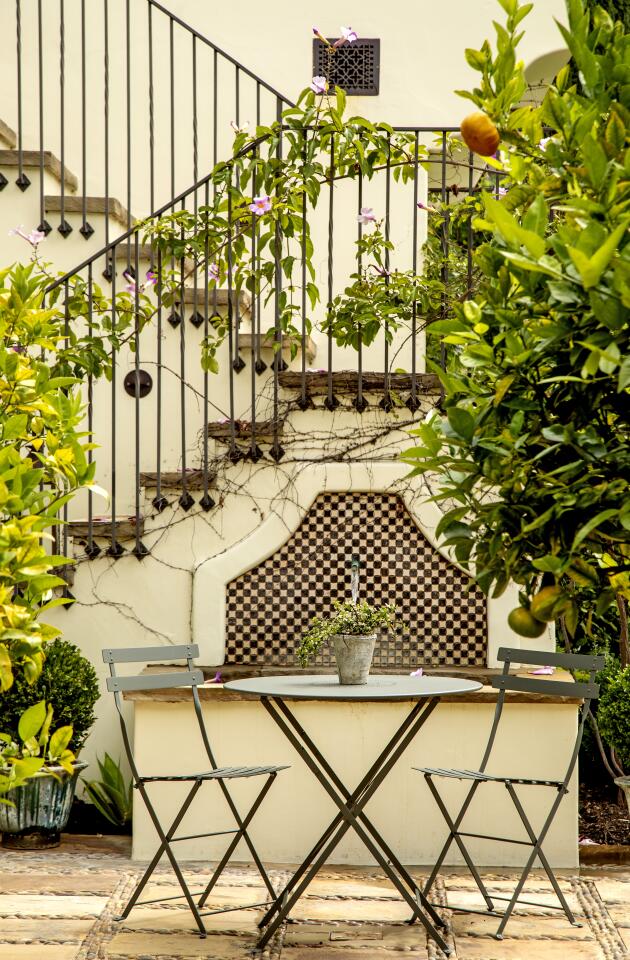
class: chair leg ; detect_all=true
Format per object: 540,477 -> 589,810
120,780 -> 208,938
500,782 -> 579,934
424,776 -> 496,912
197,773 -> 277,909
214,774 -> 276,899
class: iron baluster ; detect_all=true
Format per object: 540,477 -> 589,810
107,266 -> 123,557
103,0 -> 110,259
148,0 -> 155,214
153,249 -> 167,512
37,0 -> 48,230
325,132 -> 337,411
271,97 -> 285,460
178,206 -> 193,509
299,129 -> 308,411
226,182 -> 239,461
58,0 -> 69,235
355,172 -> 365,412
80,0 -> 92,238
380,134 -> 392,410
200,182 -> 214,510
408,131 -> 420,412
440,129 -> 448,373
15,0 -> 27,190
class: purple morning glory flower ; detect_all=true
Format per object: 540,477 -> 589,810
209,262 -> 220,281
410,668 -> 424,678
249,195 -> 272,216
310,75 -> 328,95
212,670 -> 222,683
341,26 -> 358,42
313,27 -> 329,45
357,206 -> 376,225
145,270 -> 157,287
417,201 -> 438,213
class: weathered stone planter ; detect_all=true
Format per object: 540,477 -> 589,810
614,776 -> 630,816
332,633 -> 377,685
0,762 -> 86,849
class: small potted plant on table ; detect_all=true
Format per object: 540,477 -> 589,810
297,599 -> 398,685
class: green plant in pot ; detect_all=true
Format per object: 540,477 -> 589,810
0,700 -> 83,849
297,600 -> 398,685
0,638 -> 99,848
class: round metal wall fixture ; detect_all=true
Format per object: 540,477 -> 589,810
123,369 -> 153,398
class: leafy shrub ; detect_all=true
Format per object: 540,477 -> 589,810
597,666 -> 630,770
0,639 -> 99,751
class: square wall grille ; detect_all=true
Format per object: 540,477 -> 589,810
313,39 -> 380,96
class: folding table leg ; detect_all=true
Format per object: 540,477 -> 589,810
273,695 -> 446,931
257,697 -> 451,956
258,697 -> 430,932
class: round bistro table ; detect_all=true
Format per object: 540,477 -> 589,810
224,673 -> 482,956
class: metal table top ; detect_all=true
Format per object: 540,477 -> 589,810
224,673 -> 482,701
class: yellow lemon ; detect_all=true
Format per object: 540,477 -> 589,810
460,112 -> 500,157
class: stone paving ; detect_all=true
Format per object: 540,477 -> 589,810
0,838 -> 628,959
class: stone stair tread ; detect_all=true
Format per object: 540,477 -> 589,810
278,370 -> 441,394
139,470 -> 216,490
179,285 -> 251,311
0,119 -> 17,149
207,419 -> 284,440
237,333 -> 316,362
68,517 -> 144,540
0,149 -> 77,191
44,194 -> 131,227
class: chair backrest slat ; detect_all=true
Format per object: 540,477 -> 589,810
492,674 -> 598,699
103,644 -> 199,664
497,647 -> 605,673
106,669 -> 204,692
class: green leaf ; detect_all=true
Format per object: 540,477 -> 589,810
48,725 -> 73,759
567,220 -> 629,289
18,701 -> 47,743
572,509 -> 619,550
446,408 -> 475,441
483,194 -> 545,258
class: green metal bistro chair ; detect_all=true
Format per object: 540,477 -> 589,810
414,647 -> 604,939
103,643 -> 288,937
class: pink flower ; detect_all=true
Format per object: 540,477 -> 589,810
209,262 -> 220,282
334,26 -> 358,47
249,195 -> 272,216
8,225 -> 46,246
539,136 -> 552,151
310,75 -> 328,95
212,670 -> 222,684
145,270 -> 157,287
528,666 -> 554,675
410,668 -> 424,678
357,207 -> 376,225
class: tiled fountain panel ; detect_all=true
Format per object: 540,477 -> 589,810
225,493 -> 487,667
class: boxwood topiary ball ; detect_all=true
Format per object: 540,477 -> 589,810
0,638 -> 99,751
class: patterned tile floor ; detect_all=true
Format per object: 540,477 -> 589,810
0,837 -> 628,959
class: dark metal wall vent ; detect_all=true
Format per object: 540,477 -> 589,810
313,39 -> 380,96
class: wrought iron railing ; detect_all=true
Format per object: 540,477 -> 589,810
2,0 -> 293,242
42,123 -> 490,561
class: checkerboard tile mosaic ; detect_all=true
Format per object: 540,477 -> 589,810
225,493 -> 487,667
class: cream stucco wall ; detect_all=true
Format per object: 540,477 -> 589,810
132,695 -> 579,867
0,0 -> 573,868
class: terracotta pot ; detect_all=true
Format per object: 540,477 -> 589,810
332,633 -> 377,685
0,762 -> 87,849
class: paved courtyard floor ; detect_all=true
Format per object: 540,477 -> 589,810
0,837 -> 628,959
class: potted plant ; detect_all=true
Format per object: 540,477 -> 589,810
0,700 -> 84,848
297,600 -> 398,685
0,638 -> 99,848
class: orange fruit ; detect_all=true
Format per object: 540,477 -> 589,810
507,606 -> 547,638
530,585 -> 564,623
460,112 -> 500,157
